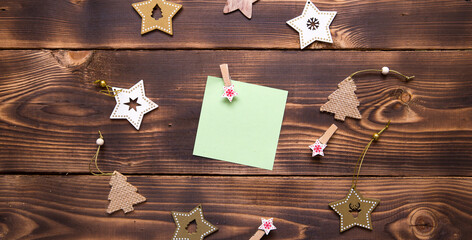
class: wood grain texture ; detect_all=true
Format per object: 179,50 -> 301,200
0,0 -> 471,49
0,175 -> 470,240
0,50 -> 471,175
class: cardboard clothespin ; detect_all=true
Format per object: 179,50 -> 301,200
249,218 -> 276,240
309,124 -> 338,157
220,64 -> 239,102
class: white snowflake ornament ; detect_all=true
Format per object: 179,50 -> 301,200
309,139 -> 327,157
222,84 -> 238,102
258,218 -> 276,235
110,80 -> 158,130
286,0 -> 336,49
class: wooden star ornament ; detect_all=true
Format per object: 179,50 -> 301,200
223,0 -> 258,19
132,0 -> 182,35
286,0 -> 336,49
171,204 -> 218,240
110,80 -> 158,130
329,188 -> 379,232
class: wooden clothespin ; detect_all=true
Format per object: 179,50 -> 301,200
249,218 -> 276,240
309,124 -> 338,157
220,64 -> 239,102
220,64 -> 232,87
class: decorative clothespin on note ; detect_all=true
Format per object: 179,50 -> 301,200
250,218 -> 276,240
90,131 -> 146,214
95,79 -> 158,130
220,64 -> 239,102
309,124 -> 337,157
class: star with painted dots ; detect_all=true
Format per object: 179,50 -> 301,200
132,0 -> 182,35
110,80 -> 158,130
171,204 -> 218,240
329,188 -> 380,232
286,0 -> 336,49
258,218 -> 277,235
222,84 -> 238,102
309,139 -> 327,157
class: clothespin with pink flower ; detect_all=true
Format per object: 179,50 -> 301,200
220,64 -> 239,102
249,218 -> 276,240
309,124 -> 338,157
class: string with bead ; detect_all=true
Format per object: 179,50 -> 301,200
351,121 -> 390,189
89,131 -> 114,176
349,67 -> 415,82
94,80 -> 122,97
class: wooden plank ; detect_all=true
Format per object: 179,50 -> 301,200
0,50 -> 471,175
0,0 -> 471,49
0,175 -> 470,239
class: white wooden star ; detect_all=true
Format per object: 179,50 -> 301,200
222,84 -> 238,102
286,0 -> 336,49
110,80 -> 158,130
258,218 -> 276,235
309,139 -> 327,157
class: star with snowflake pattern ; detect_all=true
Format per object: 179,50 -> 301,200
286,0 -> 337,49
222,84 -> 238,102
309,139 -> 327,157
258,218 -> 276,235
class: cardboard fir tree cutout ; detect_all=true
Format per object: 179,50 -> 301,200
107,171 -> 146,214
320,77 -> 361,121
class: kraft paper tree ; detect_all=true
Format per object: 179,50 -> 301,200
320,77 -> 361,121
107,171 -> 146,214
89,132 -> 146,214
320,67 -> 414,121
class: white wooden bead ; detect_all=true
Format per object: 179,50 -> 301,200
96,138 -> 104,146
381,66 -> 389,75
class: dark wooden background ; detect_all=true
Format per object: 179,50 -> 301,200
0,0 -> 471,239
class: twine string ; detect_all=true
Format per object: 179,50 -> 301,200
89,131 -> 113,176
351,121 -> 390,189
349,69 -> 414,81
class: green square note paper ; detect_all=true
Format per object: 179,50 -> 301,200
193,76 -> 288,170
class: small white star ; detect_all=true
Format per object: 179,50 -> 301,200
110,80 -> 158,130
258,218 -> 276,235
286,0 -> 336,49
309,139 -> 327,157
222,84 -> 238,102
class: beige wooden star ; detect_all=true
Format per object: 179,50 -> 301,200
171,205 -> 218,240
132,0 -> 182,35
223,0 -> 258,19
329,188 -> 379,232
